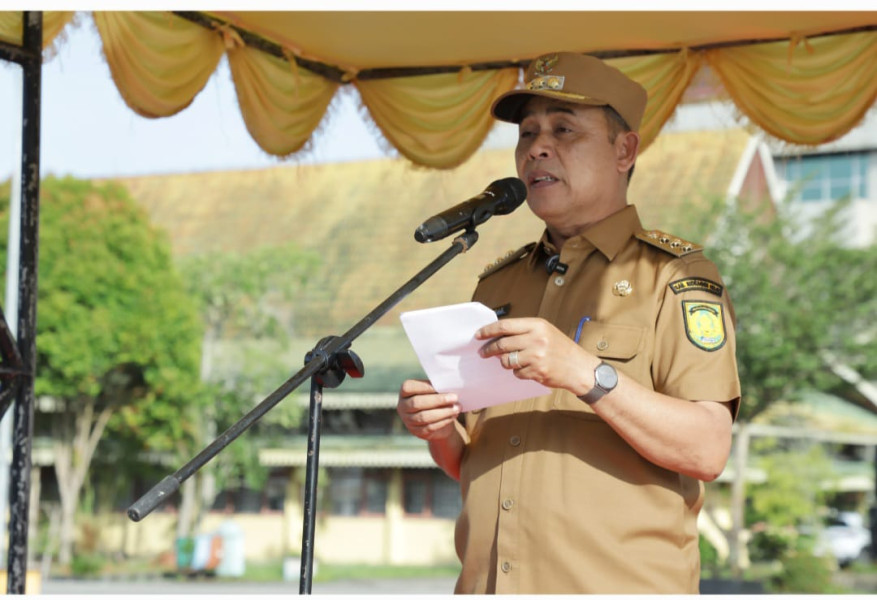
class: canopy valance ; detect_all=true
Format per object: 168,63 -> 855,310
1,11 -> 875,168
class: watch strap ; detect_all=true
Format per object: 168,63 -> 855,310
578,361 -> 617,405
578,386 -> 608,405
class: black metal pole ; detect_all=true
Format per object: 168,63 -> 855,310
6,11 -> 42,595
870,452 -> 877,561
127,230 -> 480,523
299,378 -> 324,594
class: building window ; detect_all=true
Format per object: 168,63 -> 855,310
327,468 -> 388,516
210,485 -> 263,513
265,470 -> 288,512
234,488 -> 263,514
432,473 -> 462,519
403,469 -> 461,519
777,152 -> 869,202
403,474 -> 428,514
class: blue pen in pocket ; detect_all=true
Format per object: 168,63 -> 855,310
573,316 -> 591,343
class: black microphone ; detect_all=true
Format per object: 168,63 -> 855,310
545,254 -> 569,274
414,177 -> 527,243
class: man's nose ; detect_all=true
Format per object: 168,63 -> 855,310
528,132 -> 553,159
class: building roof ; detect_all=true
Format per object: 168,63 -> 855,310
259,435 -> 435,469
113,128 -> 754,337
753,390 -> 877,436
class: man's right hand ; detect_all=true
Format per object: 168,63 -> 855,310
396,379 -> 461,442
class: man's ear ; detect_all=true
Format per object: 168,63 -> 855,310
615,130 -> 640,175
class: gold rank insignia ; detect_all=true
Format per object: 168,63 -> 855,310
635,230 -> 702,257
478,242 -> 536,280
682,300 -> 727,351
527,75 -> 566,91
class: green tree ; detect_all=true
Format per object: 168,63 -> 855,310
0,176 -> 203,567
745,439 -> 838,593
698,192 -> 877,575
173,243 -> 320,537
707,196 -> 877,421
747,439 -> 835,555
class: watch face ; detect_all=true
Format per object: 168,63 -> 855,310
595,363 -> 618,390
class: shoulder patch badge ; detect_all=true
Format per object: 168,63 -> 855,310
669,277 -> 724,297
636,230 -> 702,258
681,300 -> 727,351
478,242 -> 536,280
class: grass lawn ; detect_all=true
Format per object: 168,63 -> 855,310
225,559 -> 459,583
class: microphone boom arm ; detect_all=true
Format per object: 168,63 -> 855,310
127,229 -> 481,523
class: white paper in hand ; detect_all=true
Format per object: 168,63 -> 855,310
400,302 -> 550,412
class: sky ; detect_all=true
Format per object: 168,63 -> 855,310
0,13 -> 527,181
2,7 -> 871,182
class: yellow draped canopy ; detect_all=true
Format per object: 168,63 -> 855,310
1,10 -> 876,169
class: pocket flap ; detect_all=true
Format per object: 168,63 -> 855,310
577,322 -> 644,361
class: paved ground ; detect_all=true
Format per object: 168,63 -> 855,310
41,576 -> 459,595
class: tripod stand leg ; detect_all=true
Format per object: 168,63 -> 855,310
299,377 -> 323,594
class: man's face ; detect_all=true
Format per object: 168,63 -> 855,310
514,97 -> 632,237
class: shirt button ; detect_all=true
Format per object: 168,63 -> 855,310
596,340 -> 609,351
501,561 -> 512,573
509,435 -> 521,446
554,276 -> 565,286
502,498 -> 514,510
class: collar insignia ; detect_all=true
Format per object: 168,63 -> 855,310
612,280 -> 633,296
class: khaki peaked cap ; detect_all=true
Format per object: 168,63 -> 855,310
491,52 -> 648,132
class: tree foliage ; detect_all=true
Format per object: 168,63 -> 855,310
172,243 -> 320,535
748,439 -> 836,530
704,195 -> 877,421
0,177 -> 202,402
0,176 -> 203,565
177,242 -> 321,462
745,438 -> 838,592
687,189 -> 876,579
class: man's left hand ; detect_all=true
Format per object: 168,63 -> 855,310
475,317 -> 598,395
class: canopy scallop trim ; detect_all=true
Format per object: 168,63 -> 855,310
1,11 -> 875,169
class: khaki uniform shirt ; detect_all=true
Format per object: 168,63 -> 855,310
454,205 -> 741,594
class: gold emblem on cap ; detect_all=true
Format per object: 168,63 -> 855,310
613,280 -> 633,296
533,53 -> 559,75
527,75 -> 565,92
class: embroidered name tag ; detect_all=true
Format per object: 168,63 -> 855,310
670,277 -> 723,297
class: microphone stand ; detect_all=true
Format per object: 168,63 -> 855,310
127,229 -> 480,594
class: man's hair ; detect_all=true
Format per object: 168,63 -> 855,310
602,105 -> 636,183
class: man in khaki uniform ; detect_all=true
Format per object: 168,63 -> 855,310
397,52 -> 740,594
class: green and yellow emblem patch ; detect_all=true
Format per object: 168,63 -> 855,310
681,300 -> 727,351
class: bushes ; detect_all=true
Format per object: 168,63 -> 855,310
769,551 -> 836,593
70,553 -> 105,578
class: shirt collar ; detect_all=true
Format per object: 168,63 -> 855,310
531,204 -> 643,264
582,204 -> 643,261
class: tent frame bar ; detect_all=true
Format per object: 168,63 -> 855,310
3,11 -> 42,595
0,39 -> 34,65
173,11 -> 877,83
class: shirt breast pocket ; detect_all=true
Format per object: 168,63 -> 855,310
553,322 -> 646,415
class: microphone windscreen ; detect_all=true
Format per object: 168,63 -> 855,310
493,177 -> 528,214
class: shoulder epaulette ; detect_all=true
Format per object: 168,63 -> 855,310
635,230 -> 702,258
478,242 -> 537,280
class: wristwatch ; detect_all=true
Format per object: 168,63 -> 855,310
578,361 -> 618,405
